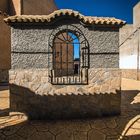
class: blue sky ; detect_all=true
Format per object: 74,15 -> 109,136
68,33 -> 80,59
55,0 -> 140,23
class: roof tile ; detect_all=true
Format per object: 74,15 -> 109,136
4,9 -> 126,26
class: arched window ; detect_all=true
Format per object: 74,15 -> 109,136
49,26 -> 89,85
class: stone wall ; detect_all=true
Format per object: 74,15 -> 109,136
121,69 -> 140,80
11,22 -> 119,69
0,0 -> 58,84
10,19 -> 121,119
9,68 -> 121,120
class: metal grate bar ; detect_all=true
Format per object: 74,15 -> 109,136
49,27 -> 89,85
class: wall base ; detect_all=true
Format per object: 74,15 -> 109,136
9,68 -> 121,120
121,69 -> 140,80
0,69 -> 9,83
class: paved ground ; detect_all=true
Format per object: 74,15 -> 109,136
0,78 -> 140,140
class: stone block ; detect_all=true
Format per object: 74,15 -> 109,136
9,68 -> 121,119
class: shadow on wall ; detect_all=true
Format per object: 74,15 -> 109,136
0,85 -> 9,91
0,70 -> 9,84
120,90 -> 140,139
0,108 -> 10,117
0,85 -> 9,117
0,89 -> 139,139
9,84 -> 121,120
9,0 -> 16,15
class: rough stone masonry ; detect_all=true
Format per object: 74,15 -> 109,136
5,9 -> 125,119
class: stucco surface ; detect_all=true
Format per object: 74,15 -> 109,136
133,2 -> 140,28
0,0 -> 8,13
11,22 -> 119,69
22,0 -> 57,15
11,53 -> 48,69
90,54 -> 119,68
119,2 -> 140,70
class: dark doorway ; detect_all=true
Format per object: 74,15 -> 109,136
74,64 -> 79,74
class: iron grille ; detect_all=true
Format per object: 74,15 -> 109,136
48,25 -> 89,85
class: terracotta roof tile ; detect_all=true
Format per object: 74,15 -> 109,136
4,9 -> 126,26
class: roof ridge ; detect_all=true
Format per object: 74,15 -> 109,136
4,9 -> 126,26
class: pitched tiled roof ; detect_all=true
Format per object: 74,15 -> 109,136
4,9 -> 126,26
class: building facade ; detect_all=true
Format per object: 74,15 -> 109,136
0,0 -> 57,83
0,12 -> 10,83
120,2 -> 140,80
5,9 -> 125,119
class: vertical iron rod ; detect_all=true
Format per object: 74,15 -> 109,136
137,29 -> 140,80
60,43 -> 63,83
53,43 -> 56,83
79,43 -> 81,83
49,28 -> 88,85
73,42 -> 75,83
67,30 -> 69,83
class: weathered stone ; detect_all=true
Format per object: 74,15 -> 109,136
48,121 -> 67,135
100,84 -> 110,93
106,135 -> 120,140
41,77 -> 49,83
0,133 -> 5,140
90,54 -> 119,68
56,131 -> 73,140
1,78 -> 140,140
73,131 -> 87,140
3,124 -> 23,136
66,121 -> 91,132
9,68 -> 121,119
28,132 -> 55,140
6,134 -> 25,140
17,125 -> 36,139
91,120 -> 106,129
128,135 -> 140,140
121,69 -> 140,80
101,128 -> 119,136
104,119 -> 117,129
30,121 -> 49,132
88,129 -> 106,140
9,18 -> 121,119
